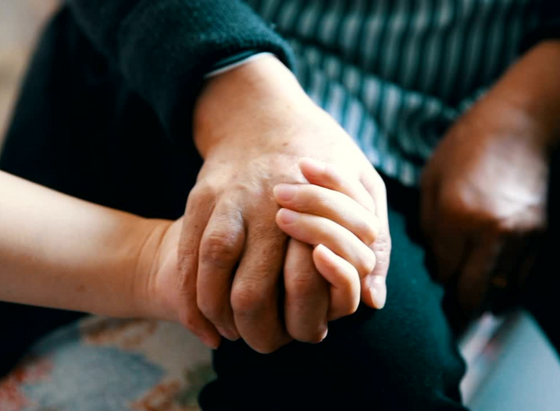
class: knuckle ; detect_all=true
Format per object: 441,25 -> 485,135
200,232 -> 239,269
311,188 -> 332,209
197,297 -> 221,323
336,271 -> 357,295
187,184 -> 217,209
180,311 -> 200,333
294,185 -> 323,211
285,271 -> 317,297
440,191 -> 487,227
231,283 -> 267,317
360,216 -> 381,245
491,218 -> 517,235
440,192 -> 466,216
357,250 -> 377,277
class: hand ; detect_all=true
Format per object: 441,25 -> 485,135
274,159 -> 383,322
421,94 -> 549,317
422,41 -> 560,319
175,56 -> 391,353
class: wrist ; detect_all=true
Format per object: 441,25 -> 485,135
130,218 -> 174,321
193,54 -> 312,158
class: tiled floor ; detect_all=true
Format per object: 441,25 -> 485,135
0,0 -> 58,146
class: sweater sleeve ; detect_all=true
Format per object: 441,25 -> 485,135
64,0 -> 296,138
521,0 -> 560,52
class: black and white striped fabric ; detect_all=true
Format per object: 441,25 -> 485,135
246,0 -> 544,186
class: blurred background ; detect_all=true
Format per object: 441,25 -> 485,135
1,1 -> 560,410
0,0 -> 58,147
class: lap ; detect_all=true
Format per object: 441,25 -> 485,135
201,201 -> 467,410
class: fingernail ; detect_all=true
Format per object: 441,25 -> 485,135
278,208 -> 299,224
199,333 -> 220,350
369,276 -> 387,309
274,184 -> 298,201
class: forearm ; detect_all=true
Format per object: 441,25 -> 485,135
0,171 -> 162,318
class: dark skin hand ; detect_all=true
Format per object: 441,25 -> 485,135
422,41 -> 560,319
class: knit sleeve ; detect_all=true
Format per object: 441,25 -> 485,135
521,0 -> 560,52
64,0 -> 296,138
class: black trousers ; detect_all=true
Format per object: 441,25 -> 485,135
1,9 -> 557,410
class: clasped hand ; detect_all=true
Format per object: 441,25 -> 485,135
138,56 -> 391,353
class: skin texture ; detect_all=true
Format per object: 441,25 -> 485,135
0,170 -> 162,319
421,40 -> 560,319
6,39 -> 558,354
274,159 -> 383,324
174,55 -> 391,353
0,163 -> 375,347
145,160 -> 383,348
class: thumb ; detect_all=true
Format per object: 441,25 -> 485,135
361,226 -> 391,309
360,172 -> 391,309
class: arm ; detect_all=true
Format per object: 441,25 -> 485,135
0,170 -> 165,319
64,0 -> 295,137
62,1 -> 391,351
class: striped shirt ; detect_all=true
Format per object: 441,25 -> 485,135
245,0 -> 545,186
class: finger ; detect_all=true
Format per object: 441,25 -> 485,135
274,183 -> 381,245
197,201 -> 245,341
299,158 -> 376,213
488,232 -> 537,313
514,233 -> 543,287
284,240 -> 329,343
492,233 -> 525,285
178,186 -> 222,349
430,220 -> 469,285
457,234 -> 503,315
359,171 -> 391,309
313,244 -> 360,321
230,223 -> 292,354
276,208 -> 376,278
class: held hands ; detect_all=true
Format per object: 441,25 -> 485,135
274,158 -> 385,323
142,55 -> 391,353
137,160 -> 385,350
